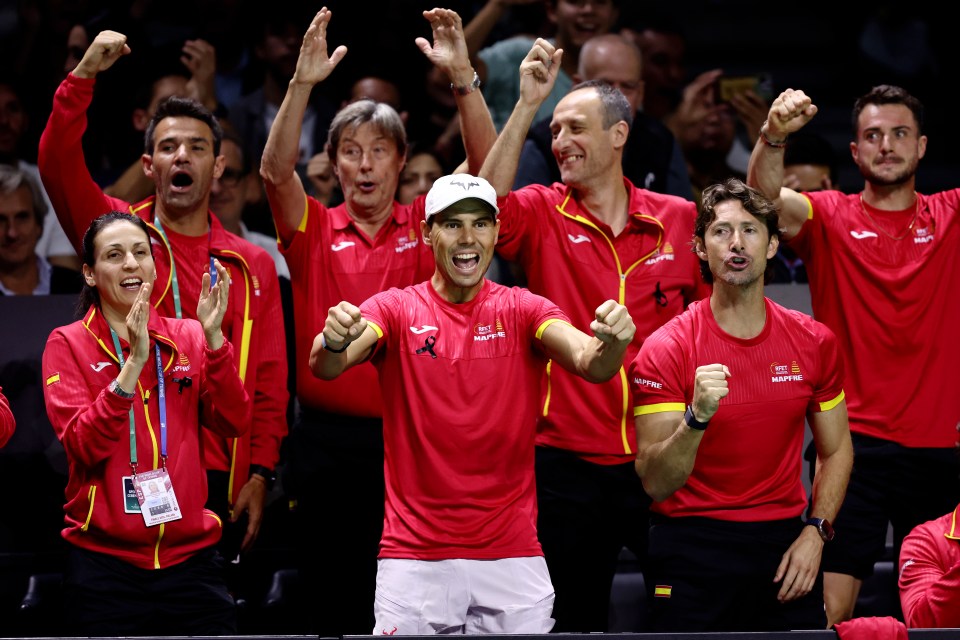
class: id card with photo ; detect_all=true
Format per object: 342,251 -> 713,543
122,476 -> 141,513
132,468 -> 182,527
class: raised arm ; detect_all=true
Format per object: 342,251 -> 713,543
309,301 -> 380,380
480,38 -> 562,196
746,88 -> 819,239
773,400 -> 852,603
540,300 -> 635,383
416,8 -> 496,175
634,363 -> 730,502
39,30 -> 132,250
261,7 -> 346,245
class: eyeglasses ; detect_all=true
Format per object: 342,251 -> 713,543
217,168 -> 246,188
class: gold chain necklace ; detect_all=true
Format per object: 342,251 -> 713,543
859,193 -> 919,241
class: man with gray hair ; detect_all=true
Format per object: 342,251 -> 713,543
0,166 -> 81,295
259,7 -> 497,635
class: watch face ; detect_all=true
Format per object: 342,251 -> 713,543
820,519 -> 835,541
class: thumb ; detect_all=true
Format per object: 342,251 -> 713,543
329,45 -> 348,66
414,37 -> 432,56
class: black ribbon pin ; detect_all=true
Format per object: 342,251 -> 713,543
416,336 -> 438,359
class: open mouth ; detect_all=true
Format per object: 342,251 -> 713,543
171,173 -> 194,189
452,252 -> 480,273
120,277 -> 144,291
357,180 -> 377,194
726,256 -> 749,270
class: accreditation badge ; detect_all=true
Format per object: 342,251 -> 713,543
132,468 -> 183,527
122,476 -> 141,513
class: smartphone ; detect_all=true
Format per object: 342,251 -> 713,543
716,73 -> 774,103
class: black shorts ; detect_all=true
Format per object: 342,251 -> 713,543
821,433 -> 960,578
646,515 -> 826,632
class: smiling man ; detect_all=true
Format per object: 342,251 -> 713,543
630,178 -> 852,632
309,172 -> 635,635
38,30 -> 289,578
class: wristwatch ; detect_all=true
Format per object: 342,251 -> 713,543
250,464 -> 276,490
451,70 -> 481,96
805,517 -> 835,542
109,378 -> 135,399
683,405 -> 709,431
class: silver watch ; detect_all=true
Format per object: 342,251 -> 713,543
109,379 -> 135,399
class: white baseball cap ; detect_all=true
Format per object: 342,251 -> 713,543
424,174 -> 499,223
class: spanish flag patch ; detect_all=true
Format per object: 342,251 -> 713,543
654,585 -> 672,598
46,373 -> 61,386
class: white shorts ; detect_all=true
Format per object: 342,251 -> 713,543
373,556 -> 555,635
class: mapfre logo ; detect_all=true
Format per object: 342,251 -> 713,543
632,376 -> 663,390
396,229 -> 419,254
173,352 -> 191,373
474,319 -> 506,342
645,242 -> 676,265
914,226 -> 934,244
770,360 -> 803,383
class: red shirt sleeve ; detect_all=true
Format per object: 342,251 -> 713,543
0,387 -> 14,449
898,514 -> 960,628
38,74 -> 131,253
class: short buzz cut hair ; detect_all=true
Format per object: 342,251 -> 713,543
694,178 -> 780,285
852,85 -> 924,138
326,99 -> 407,164
144,96 -> 223,156
0,164 -> 47,227
567,80 -> 634,131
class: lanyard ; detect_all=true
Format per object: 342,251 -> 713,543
153,215 -> 217,320
110,329 -> 168,469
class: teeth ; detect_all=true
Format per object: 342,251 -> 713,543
454,253 -> 478,260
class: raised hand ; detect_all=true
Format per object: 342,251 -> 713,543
416,8 -> 472,82
691,363 -> 731,423
198,259 -> 230,350
291,7 -> 348,88
590,300 -> 636,345
181,39 -> 218,111
518,38 -> 563,107
73,30 -> 130,79
125,282 -> 152,366
766,88 -> 818,139
323,301 -> 367,351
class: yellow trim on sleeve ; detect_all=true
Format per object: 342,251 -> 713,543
534,318 -> 571,340
634,402 -> 685,417
45,373 -> 60,386
297,196 -> 310,233
367,321 -> 384,339
818,390 -> 845,412
81,485 -> 96,532
801,193 -> 814,220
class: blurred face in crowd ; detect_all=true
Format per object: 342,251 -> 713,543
134,76 -> 190,132
851,104 -> 926,187
547,0 -> 619,50
577,35 -> 644,113
334,122 -> 405,221
0,185 -> 42,271
143,117 -> 225,218
209,139 -> 255,232
623,27 -> 686,120
397,152 -> 443,205
550,88 -> 627,190
0,84 -> 26,160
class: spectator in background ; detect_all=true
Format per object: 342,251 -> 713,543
471,0 -> 620,131
515,33 -> 693,200
0,386 -> 13,448
396,144 -> 446,205
0,79 -> 78,270
0,166 -> 81,295
619,10 -> 687,122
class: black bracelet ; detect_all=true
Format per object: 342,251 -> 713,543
321,334 -> 348,353
249,464 -> 276,490
684,405 -> 709,431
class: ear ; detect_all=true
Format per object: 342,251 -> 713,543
917,134 -> 928,160
849,141 -> 859,165
694,236 -> 707,262
213,153 -> 225,180
421,219 -> 432,246
766,232 -> 780,260
493,218 -> 501,247
82,263 -> 95,286
611,120 -> 629,150
141,153 -> 155,180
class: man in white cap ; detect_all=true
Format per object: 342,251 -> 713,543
309,173 -> 636,635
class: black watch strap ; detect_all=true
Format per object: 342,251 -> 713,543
805,517 -> 835,542
249,464 -> 276,490
683,405 -> 709,431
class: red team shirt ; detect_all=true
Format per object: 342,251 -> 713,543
280,197 -> 434,416
792,190 -> 960,447
898,503 -> 960,628
630,299 -> 845,521
360,280 -> 570,559
497,180 -> 707,463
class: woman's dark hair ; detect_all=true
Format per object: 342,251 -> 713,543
76,212 -> 153,318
